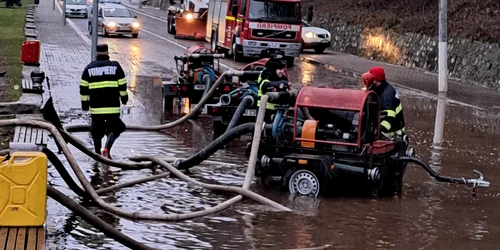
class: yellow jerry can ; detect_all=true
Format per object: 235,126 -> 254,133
0,152 -> 48,226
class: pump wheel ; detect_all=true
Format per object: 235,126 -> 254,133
288,169 -> 320,197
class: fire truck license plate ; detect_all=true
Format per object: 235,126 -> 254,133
243,109 -> 257,116
194,85 -> 205,90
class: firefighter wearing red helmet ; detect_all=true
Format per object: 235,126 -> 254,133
362,67 -> 406,140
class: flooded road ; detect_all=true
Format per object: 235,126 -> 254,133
39,3 -> 500,248
45,68 -> 500,249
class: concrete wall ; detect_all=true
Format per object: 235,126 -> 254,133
306,16 -> 500,89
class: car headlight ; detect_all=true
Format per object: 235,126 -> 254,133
185,13 -> 193,21
107,21 -> 116,27
305,32 -> 316,38
132,22 -> 140,28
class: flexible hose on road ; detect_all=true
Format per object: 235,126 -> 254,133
130,156 -> 291,212
393,156 -> 466,184
174,123 -> 255,170
225,95 -> 254,133
57,127 -> 156,170
42,144 -> 169,197
0,118 -> 290,222
47,186 -> 156,250
243,90 -> 298,190
64,71 -> 249,132
42,146 -> 87,198
0,149 -> 8,156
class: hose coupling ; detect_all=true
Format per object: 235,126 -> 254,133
465,170 -> 490,188
220,94 -> 231,105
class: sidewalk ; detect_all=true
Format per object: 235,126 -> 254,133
36,0 -> 91,120
121,1 -> 500,109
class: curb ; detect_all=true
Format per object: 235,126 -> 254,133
0,4 -> 49,116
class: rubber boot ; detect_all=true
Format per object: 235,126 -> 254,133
103,132 -> 117,159
93,138 -> 102,155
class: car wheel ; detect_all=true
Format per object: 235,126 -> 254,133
286,57 -> 295,67
102,26 -> 108,37
314,47 -> 326,53
232,39 -> 243,62
132,33 -> 138,38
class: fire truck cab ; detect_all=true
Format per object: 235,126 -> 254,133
206,0 -> 302,67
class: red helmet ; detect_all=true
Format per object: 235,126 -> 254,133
368,67 -> 386,82
362,72 -> 375,90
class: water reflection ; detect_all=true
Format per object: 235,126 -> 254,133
431,93 -> 448,168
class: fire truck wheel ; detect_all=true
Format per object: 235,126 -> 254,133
287,169 -> 320,197
210,32 -> 218,52
232,40 -> 243,62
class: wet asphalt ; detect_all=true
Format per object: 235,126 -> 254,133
44,5 -> 500,250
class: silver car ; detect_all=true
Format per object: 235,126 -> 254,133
65,0 -> 88,18
88,3 -> 140,38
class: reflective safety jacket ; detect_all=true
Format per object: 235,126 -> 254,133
372,81 -> 405,136
256,72 -> 289,110
80,56 -> 128,115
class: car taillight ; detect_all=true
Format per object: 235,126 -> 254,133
170,85 -> 179,92
211,107 -> 217,114
181,85 -> 188,92
223,85 -> 231,92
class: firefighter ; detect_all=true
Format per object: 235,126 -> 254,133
80,44 -> 128,159
256,57 -> 290,123
361,67 -> 406,141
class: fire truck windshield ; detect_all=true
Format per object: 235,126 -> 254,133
248,0 -> 301,24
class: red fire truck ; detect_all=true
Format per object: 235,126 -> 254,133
205,0 -> 302,67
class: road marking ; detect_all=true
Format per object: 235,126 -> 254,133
55,2 -> 91,46
57,2 -> 484,110
125,6 -> 168,23
140,28 -> 231,69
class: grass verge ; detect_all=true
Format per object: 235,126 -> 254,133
0,0 -> 32,102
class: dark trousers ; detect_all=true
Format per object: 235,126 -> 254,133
90,114 -> 126,153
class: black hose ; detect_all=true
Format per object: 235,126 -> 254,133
393,156 -> 465,184
175,123 -> 255,170
225,95 -> 254,132
0,149 -> 8,156
42,146 -> 88,198
47,186 -> 157,250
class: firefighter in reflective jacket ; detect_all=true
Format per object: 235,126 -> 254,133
362,67 -> 406,140
80,44 -> 128,159
256,58 -> 290,123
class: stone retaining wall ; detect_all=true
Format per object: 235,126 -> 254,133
306,16 -> 500,89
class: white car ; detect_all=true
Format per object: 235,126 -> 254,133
65,0 -> 88,18
88,3 -> 141,38
301,20 -> 331,53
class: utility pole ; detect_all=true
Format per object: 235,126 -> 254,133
138,0 -> 142,9
91,0 -> 99,61
432,93 -> 447,167
438,0 -> 448,93
52,0 -> 55,10
62,0 -> 67,26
